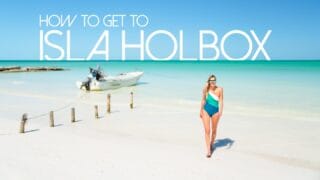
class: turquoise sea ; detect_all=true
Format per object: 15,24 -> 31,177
0,60 -> 320,119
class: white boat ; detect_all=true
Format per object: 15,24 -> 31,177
76,67 -> 143,91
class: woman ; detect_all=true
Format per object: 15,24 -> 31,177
200,74 -> 224,158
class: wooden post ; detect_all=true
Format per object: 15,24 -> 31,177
130,92 -> 133,109
71,107 -> 75,123
19,113 -> 27,133
49,111 -> 54,127
107,94 -> 111,113
94,105 -> 99,119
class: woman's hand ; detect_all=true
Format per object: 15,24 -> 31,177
218,111 -> 223,119
200,109 -> 203,118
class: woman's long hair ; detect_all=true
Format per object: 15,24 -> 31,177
206,74 -> 217,93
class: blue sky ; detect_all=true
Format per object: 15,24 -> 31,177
0,0 -> 319,60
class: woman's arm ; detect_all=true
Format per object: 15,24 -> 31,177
219,87 -> 224,116
200,85 -> 207,118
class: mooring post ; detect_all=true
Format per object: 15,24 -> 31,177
71,107 -> 75,123
107,94 -> 111,113
94,105 -> 99,119
130,92 -> 133,109
49,111 -> 54,127
19,113 -> 28,133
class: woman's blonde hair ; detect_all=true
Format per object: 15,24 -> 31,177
206,74 -> 217,93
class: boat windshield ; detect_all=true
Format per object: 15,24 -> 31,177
89,66 -> 105,80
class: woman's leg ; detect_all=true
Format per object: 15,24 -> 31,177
201,109 -> 211,157
210,113 -> 220,151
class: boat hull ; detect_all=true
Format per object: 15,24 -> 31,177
76,71 -> 143,91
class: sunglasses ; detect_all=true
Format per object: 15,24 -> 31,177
208,79 -> 216,82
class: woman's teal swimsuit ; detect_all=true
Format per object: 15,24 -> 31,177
204,91 -> 219,117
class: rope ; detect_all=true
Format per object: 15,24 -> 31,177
28,93 -> 88,120
28,112 -> 49,120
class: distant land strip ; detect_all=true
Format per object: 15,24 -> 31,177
0,66 -> 66,72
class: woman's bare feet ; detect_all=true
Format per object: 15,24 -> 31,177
210,144 -> 215,153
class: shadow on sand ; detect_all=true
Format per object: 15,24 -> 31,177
212,138 -> 235,152
25,129 -> 40,133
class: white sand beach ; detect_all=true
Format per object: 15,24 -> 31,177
0,88 -> 319,180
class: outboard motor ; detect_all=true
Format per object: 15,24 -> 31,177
89,66 -> 104,80
80,77 -> 91,91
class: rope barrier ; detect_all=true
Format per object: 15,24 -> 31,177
28,93 -> 88,120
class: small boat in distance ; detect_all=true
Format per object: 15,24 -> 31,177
76,66 -> 143,91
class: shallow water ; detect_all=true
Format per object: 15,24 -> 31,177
0,60 -> 319,119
